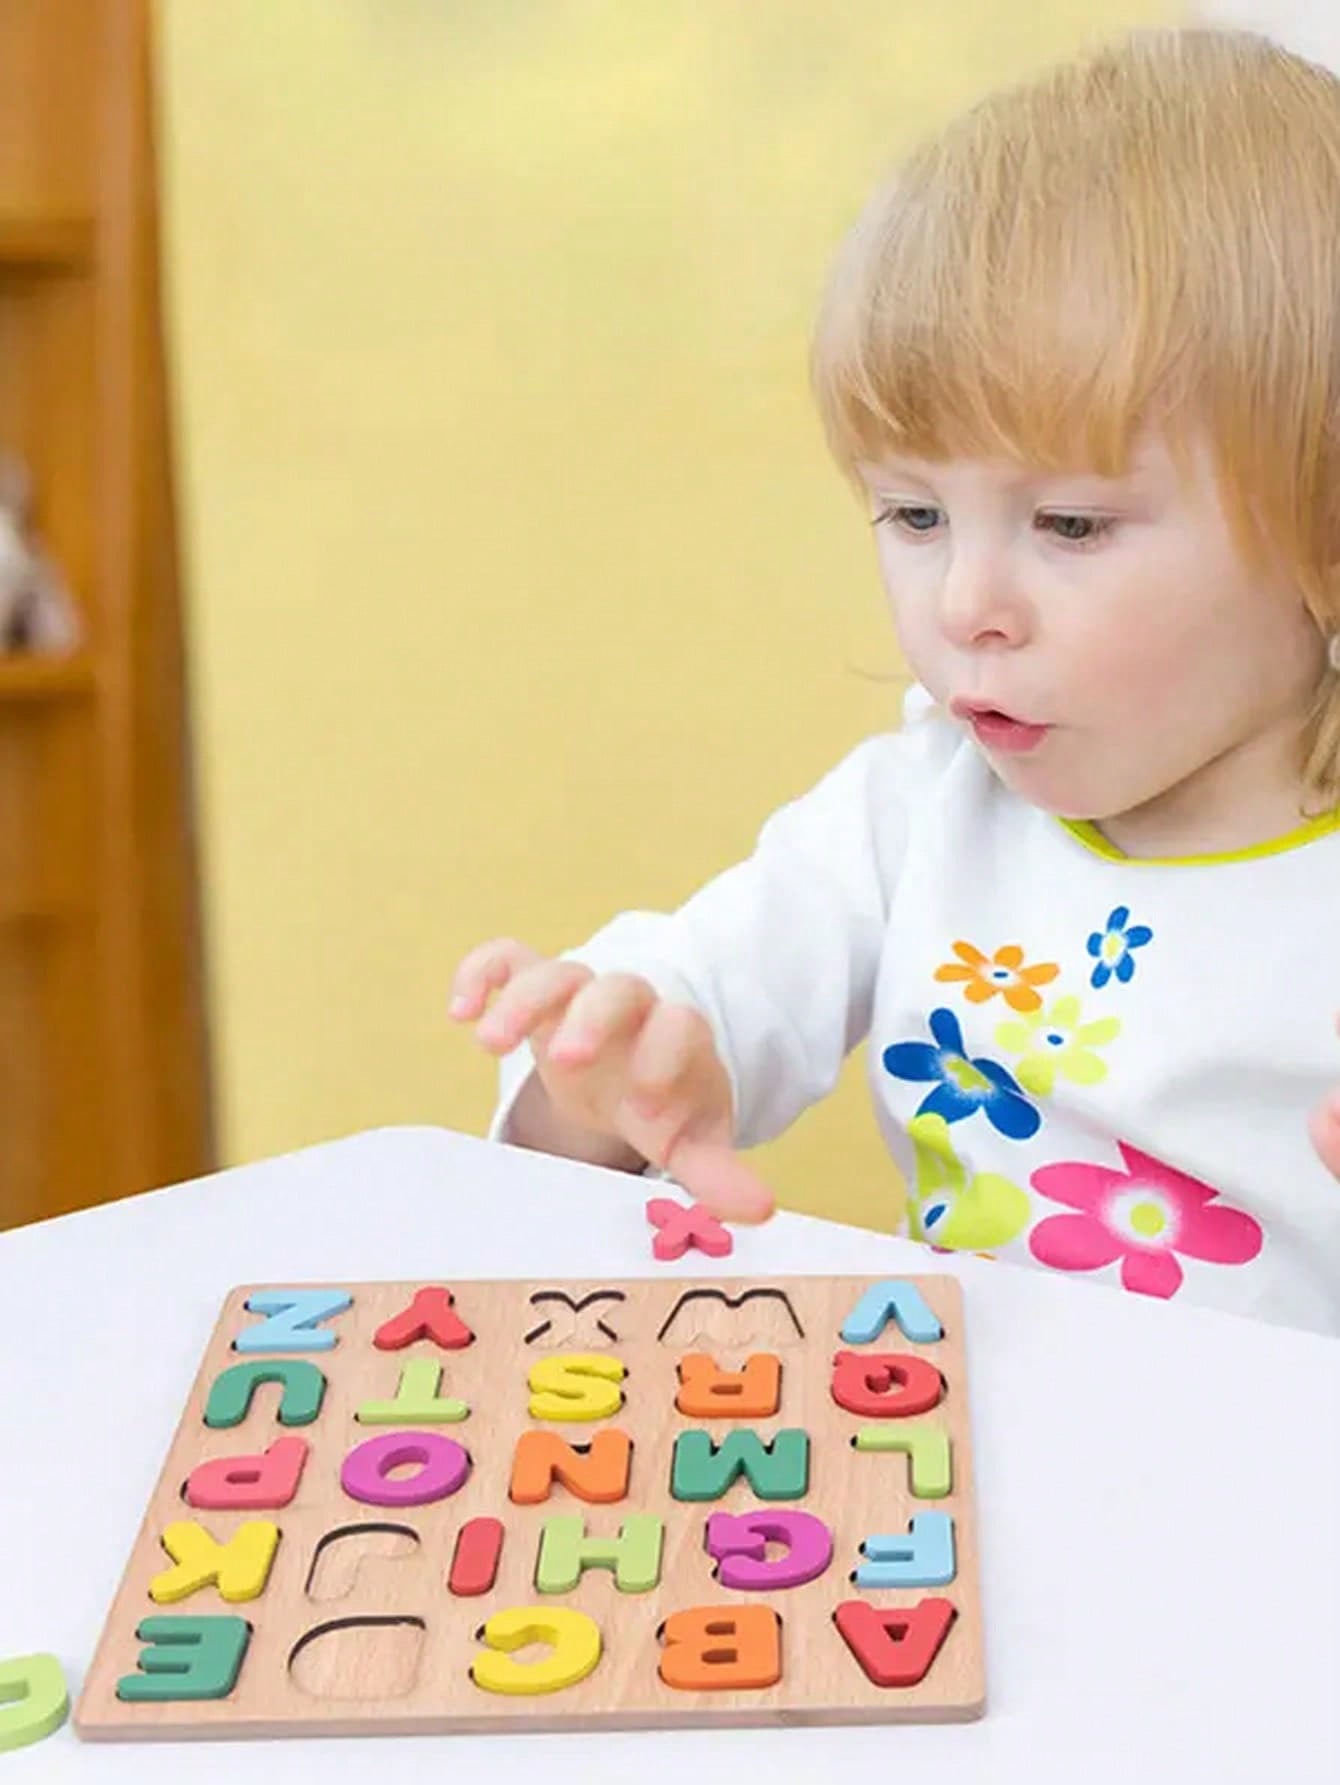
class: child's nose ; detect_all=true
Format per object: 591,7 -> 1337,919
938,549 -> 1028,648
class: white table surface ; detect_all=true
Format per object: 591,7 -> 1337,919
2,1124 -> 1337,1783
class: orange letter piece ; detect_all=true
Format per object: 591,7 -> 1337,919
676,1354 -> 781,1419
658,1606 -> 781,1691
509,1429 -> 632,1505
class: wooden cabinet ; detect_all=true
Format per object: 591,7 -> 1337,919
0,0 -> 212,1226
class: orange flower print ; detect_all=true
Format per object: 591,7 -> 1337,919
935,941 -> 1060,1014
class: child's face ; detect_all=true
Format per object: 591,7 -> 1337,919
858,429 -> 1327,826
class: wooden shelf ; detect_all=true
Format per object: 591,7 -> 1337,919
0,0 -> 213,1229
0,216 -> 94,272
0,653 -> 96,704
0,899 -> 92,925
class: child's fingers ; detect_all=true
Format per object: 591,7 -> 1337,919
447,938 -> 544,1021
616,1005 -> 774,1222
624,1002 -> 719,1117
664,1135 -> 776,1224
472,959 -> 593,1054
1310,1091 -> 1340,1181
547,973 -> 659,1065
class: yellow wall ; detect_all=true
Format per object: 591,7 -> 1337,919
155,0 -> 1170,1229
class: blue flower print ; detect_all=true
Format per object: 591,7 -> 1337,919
882,1007 -> 1041,1140
1086,905 -> 1153,989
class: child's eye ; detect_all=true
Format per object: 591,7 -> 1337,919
872,503 -> 943,536
1035,511 -> 1115,546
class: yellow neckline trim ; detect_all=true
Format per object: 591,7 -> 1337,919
1060,807 -> 1340,866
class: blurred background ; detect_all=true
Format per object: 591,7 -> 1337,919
10,0 -> 1293,1236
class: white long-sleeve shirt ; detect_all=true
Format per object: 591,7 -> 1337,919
492,689 -> 1340,1335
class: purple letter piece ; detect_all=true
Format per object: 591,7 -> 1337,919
340,1431 -> 471,1507
705,1509 -> 833,1589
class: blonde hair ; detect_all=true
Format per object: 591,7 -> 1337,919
810,26 -> 1340,808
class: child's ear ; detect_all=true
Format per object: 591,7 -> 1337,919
0,453 -> 32,521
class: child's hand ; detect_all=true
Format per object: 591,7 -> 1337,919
449,938 -> 775,1223
1311,1014 -> 1340,1182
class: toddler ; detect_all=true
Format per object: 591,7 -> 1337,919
451,27 -> 1340,1336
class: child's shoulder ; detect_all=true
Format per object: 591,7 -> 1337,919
844,682 -> 982,803
895,681 -> 963,755
768,683 -> 984,852
784,682 -> 981,813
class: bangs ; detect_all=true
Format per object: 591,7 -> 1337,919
810,135 -> 1198,483
809,28 -> 1340,587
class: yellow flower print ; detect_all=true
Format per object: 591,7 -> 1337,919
994,995 -> 1121,1097
906,1112 -> 1031,1252
935,941 -> 1060,1014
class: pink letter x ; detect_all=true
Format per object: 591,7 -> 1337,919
645,1197 -> 734,1261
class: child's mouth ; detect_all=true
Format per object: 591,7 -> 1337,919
951,700 -> 1052,754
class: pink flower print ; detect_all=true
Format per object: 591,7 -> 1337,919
1028,1142 -> 1263,1299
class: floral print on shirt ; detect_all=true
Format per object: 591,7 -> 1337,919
1086,905 -> 1154,989
994,995 -> 1121,1096
934,941 -> 1059,1012
890,907 -> 1262,1304
1029,1142 -> 1264,1297
905,1111 -> 1031,1252
882,1007 -> 1041,1140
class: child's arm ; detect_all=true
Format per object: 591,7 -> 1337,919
1311,1013 -> 1340,1181
452,728 -> 917,1216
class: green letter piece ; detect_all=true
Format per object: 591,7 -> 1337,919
115,1616 -> 252,1702
670,1428 -> 809,1502
0,1653 -> 69,1751
204,1358 -> 326,1429
535,1514 -> 664,1593
355,1358 -> 469,1425
854,1422 -> 952,1497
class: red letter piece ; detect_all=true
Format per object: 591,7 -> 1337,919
834,1598 -> 956,1688
447,1517 -> 504,1597
185,1436 -> 309,1510
830,1350 -> 943,1418
373,1287 -> 473,1351
646,1198 -> 733,1262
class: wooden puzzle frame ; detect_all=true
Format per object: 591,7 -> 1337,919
75,1274 -> 985,1738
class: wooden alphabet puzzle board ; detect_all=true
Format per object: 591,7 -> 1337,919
75,1275 -> 985,1739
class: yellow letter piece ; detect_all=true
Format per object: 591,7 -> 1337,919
470,1606 -> 601,1696
149,1520 -> 280,1604
527,1354 -> 625,1422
